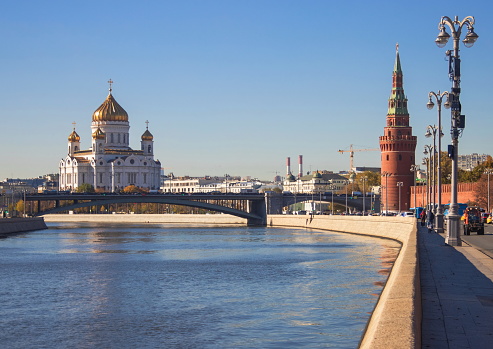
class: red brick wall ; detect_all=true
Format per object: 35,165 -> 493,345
410,182 -> 477,207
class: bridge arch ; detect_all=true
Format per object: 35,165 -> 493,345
28,194 -> 267,226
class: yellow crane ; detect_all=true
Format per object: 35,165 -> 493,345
338,144 -> 379,173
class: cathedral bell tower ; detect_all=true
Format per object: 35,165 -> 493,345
141,120 -> 154,156
67,124 -> 80,157
379,45 -> 417,213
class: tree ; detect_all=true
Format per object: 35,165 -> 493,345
15,200 -> 24,213
77,183 -> 95,193
122,185 -> 143,194
351,171 -> 381,192
473,162 -> 493,210
460,156 -> 493,183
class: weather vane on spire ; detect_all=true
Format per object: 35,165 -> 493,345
108,79 -> 113,93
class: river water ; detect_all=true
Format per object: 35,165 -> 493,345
0,223 -> 399,348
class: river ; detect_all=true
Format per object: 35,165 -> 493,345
0,223 -> 399,348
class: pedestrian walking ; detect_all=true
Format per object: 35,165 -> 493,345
426,209 -> 435,233
420,209 -> 426,227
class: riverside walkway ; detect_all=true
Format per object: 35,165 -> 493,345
419,225 -> 493,348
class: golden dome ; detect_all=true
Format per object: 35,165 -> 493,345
141,129 -> 153,141
68,129 -> 80,142
92,127 -> 106,140
92,93 -> 128,122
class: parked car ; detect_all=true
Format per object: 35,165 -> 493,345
400,212 -> 414,217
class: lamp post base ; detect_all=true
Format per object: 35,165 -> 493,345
435,213 -> 444,234
445,214 -> 462,246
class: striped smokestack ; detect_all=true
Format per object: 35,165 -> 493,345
298,155 -> 303,178
286,157 -> 291,176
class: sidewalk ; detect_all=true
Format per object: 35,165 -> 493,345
419,225 -> 493,348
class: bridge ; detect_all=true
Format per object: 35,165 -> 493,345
267,193 -> 379,215
25,193 -> 380,226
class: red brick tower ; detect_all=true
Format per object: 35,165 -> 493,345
380,45 -> 417,213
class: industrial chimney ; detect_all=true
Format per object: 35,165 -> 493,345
298,155 -> 303,178
286,157 -> 291,177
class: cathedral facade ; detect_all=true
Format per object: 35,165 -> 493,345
59,83 -> 161,192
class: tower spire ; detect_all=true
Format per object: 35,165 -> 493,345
394,43 -> 402,73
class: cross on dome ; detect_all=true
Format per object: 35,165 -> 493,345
108,79 -> 113,93
145,120 -> 149,130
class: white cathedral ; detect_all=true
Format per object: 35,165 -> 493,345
59,82 -> 161,192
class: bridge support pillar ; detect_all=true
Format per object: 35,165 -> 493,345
247,197 -> 267,226
265,192 -> 283,215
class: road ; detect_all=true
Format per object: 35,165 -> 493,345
461,223 -> 493,259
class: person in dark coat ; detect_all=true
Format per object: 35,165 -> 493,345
426,209 -> 435,233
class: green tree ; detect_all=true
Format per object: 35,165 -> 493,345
77,183 -> 95,193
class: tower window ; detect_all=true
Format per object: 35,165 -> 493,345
386,155 -> 389,161
398,154 -> 402,161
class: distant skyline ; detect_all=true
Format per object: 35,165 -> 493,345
1,1 -> 492,181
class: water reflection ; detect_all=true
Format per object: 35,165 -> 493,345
0,223 -> 399,349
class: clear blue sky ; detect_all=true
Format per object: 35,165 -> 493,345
1,1 -> 492,181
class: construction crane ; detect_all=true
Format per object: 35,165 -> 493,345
338,144 -> 379,173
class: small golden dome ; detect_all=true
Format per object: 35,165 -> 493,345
68,129 -> 80,142
92,93 -> 128,122
141,129 -> 153,141
92,127 -> 105,140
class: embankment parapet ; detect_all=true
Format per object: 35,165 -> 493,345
0,217 -> 48,234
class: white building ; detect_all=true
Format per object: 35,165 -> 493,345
59,83 -> 161,192
458,153 -> 490,171
161,176 -> 260,194
282,171 -> 348,194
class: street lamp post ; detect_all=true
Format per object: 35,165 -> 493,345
329,184 -> 335,215
345,181 -> 349,215
427,92 -> 449,234
382,172 -> 392,215
425,127 -> 439,212
423,145 -> 435,212
410,165 -> 420,216
362,176 -> 368,215
422,158 -> 430,210
485,169 -> 493,214
436,15 -> 478,245
397,182 -> 403,214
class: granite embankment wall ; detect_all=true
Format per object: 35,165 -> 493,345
0,217 -> 48,234
268,215 -> 420,349
43,214 -> 247,224
43,213 -> 420,348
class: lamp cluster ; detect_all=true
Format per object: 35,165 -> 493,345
427,15 -> 478,245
